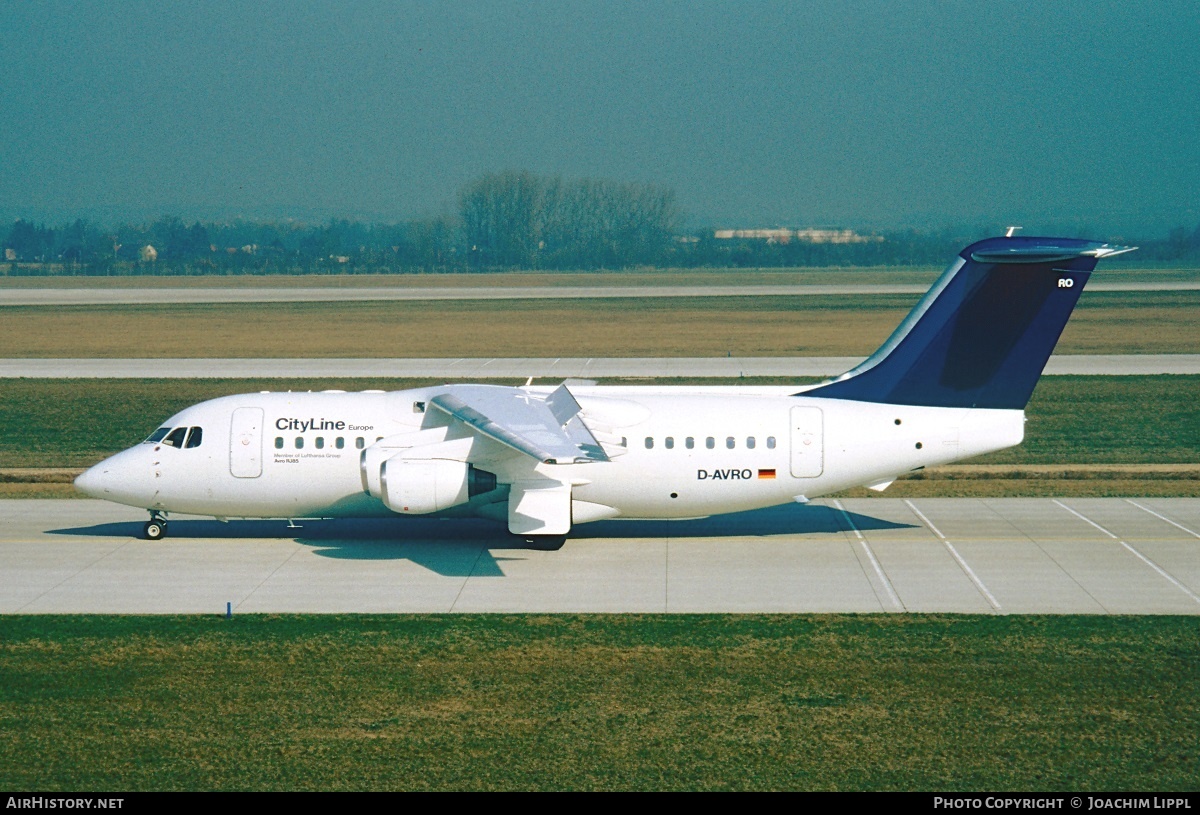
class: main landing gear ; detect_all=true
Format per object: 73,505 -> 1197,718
143,513 -> 168,541
522,535 -> 567,551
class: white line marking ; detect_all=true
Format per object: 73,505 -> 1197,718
833,500 -> 902,611
904,500 -> 1001,610
16,540 -> 132,613
1054,500 -> 1200,606
449,544 -> 489,613
1052,499 -> 1117,538
1116,541 -> 1200,604
242,539 -> 307,612
1125,499 -> 1200,539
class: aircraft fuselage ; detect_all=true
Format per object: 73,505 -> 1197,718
77,386 -> 1023,524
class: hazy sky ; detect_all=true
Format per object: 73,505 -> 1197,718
2,1 -> 1197,235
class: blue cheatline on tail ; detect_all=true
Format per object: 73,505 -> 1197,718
802,235 -> 1135,410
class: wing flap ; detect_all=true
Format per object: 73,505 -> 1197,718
429,384 -> 608,464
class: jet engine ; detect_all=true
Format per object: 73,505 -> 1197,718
379,457 -> 497,515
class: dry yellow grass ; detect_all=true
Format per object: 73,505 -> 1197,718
0,298 -> 905,357
1,292 -> 1195,357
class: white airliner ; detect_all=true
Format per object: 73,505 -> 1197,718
75,235 -> 1133,542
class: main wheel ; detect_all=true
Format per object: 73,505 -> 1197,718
143,520 -> 166,541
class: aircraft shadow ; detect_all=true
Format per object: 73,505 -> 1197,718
573,503 -> 915,539
47,504 -> 914,577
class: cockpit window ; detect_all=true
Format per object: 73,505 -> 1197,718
145,427 -> 170,443
162,427 -> 188,448
184,427 -> 203,448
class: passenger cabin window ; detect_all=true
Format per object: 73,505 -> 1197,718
295,437 -> 304,449
645,437 -> 654,449
726,436 -> 735,449
315,437 -> 324,449
275,437 -> 284,449
686,437 -> 695,449
163,427 -> 187,448
767,436 -> 776,449
746,436 -> 755,449
184,427 -> 203,448
355,437 -> 365,449
706,437 -> 715,449
665,437 -> 674,449
336,437 -> 345,449
145,427 -> 170,443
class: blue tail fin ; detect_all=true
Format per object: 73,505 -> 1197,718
803,236 -> 1134,409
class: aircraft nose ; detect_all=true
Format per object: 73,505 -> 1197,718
74,448 -> 161,508
74,463 -> 108,498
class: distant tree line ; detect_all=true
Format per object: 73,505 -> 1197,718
460,171 -> 679,269
4,174 -> 1200,275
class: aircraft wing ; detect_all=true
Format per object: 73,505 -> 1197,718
428,384 -> 609,465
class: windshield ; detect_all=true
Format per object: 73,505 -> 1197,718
145,427 -> 170,443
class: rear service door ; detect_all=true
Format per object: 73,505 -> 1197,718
230,407 -> 264,478
790,406 -> 824,478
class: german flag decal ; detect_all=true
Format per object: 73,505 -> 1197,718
757,469 -> 776,479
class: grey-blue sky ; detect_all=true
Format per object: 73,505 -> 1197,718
2,0 -> 1197,235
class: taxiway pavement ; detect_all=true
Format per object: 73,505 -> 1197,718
3,498 -> 1197,614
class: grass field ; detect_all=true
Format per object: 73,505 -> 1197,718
2,376 -> 1197,497
2,376 -> 1194,468
0,614 -> 1195,791
1,290 -> 1196,357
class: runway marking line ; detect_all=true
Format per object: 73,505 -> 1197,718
241,536 -> 309,613
904,499 -> 1002,611
1125,499 -> 1200,539
978,498 -> 1111,613
449,545 -> 490,613
13,540 -> 135,613
662,534 -> 670,613
832,499 -> 903,612
1053,499 -> 1200,606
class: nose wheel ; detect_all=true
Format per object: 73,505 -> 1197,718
143,514 -> 168,541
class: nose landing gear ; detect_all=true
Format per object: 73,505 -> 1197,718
143,513 -> 168,541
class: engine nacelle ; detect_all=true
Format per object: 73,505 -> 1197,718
379,458 -> 496,515
360,429 -> 466,498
